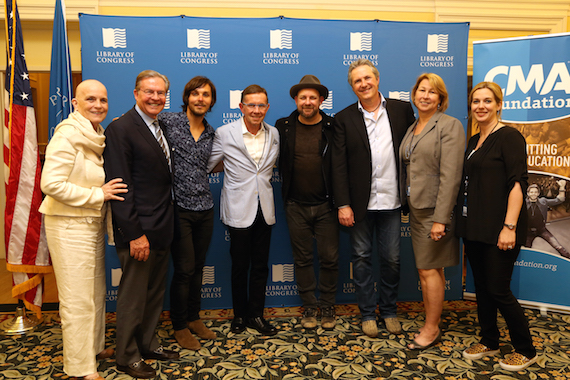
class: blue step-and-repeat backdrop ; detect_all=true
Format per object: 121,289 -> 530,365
79,15 -> 469,311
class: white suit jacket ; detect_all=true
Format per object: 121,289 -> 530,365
208,117 -> 280,228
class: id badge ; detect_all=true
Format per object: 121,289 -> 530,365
462,205 -> 467,217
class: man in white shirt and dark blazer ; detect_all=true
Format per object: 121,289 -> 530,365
208,84 -> 280,336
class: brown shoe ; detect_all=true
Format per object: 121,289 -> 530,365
188,319 -> 216,340
96,348 -> 114,360
174,328 -> 201,350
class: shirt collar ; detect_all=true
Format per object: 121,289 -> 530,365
135,104 -> 158,128
241,117 -> 266,136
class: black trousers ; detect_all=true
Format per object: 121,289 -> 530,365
169,207 -> 214,331
227,208 -> 272,319
465,240 -> 536,358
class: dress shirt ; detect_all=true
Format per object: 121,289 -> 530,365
241,118 -> 267,166
358,94 -> 400,210
135,104 -> 170,154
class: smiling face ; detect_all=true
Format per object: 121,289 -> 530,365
350,65 -> 380,104
134,77 -> 167,119
295,88 -> 323,123
72,79 -> 108,127
187,84 -> 212,118
239,92 -> 269,131
470,88 -> 501,127
414,78 -> 440,117
528,186 -> 540,201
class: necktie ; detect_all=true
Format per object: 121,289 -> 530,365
153,120 -> 171,168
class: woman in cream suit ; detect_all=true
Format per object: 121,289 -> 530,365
399,73 -> 465,350
40,80 -> 127,380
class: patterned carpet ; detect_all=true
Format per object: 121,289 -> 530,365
1,301 -> 570,379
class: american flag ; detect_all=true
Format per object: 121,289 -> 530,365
4,0 -> 51,318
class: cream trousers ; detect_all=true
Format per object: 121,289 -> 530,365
44,215 -> 106,376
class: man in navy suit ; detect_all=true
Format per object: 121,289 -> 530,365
333,59 -> 415,338
208,84 -> 280,336
104,70 -> 179,379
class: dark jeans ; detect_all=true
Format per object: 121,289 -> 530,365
169,207 -> 214,331
526,227 -> 569,257
228,208 -> 273,319
465,240 -> 536,358
285,201 -> 339,309
350,208 -> 401,320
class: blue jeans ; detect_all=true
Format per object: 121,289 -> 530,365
350,208 -> 401,321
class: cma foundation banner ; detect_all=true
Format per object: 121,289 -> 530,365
79,15 -> 469,311
472,33 -> 570,311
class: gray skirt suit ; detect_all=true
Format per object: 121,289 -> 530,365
399,111 -> 465,269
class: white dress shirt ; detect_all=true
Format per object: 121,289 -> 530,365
241,118 -> 267,167
358,94 -> 400,210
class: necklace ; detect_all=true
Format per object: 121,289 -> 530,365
475,121 -> 500,150
364,101 -> 381,113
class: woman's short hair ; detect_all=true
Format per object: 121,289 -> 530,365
411,73 -> 449,112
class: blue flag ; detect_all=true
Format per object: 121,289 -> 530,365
48,0 -> 73,139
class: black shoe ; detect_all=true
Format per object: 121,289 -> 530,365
142,346 -> 179,361
231,317 -> 247,333
117,359 -> 156,379
247,316 -> 277,336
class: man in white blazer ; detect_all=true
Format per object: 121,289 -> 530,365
208,84 -> 280,336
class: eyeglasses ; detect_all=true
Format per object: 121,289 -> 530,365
242,103 -> 268,110
141,89 -> 166,97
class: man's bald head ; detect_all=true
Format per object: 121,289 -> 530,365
72,79 -> 108,127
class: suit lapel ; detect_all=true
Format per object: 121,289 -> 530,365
230,119 -> 257,167
130,108 -> 170,172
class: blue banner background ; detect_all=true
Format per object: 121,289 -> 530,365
79,15 -> 469,311
472,33 -> 570,310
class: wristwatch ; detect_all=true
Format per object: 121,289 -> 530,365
503,223 -> 516,230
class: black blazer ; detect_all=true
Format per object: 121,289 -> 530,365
103,107 -> 174,250
276,109 -> 336,208
332,99 -> 415,222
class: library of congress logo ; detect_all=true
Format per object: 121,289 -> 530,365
102,28 -> 127,48
350,32 -> 372,52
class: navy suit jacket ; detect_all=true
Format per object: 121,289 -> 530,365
103,107 -> 174,250
332,98 -> 415,222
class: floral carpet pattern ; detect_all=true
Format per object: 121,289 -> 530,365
1,301 -> 570,379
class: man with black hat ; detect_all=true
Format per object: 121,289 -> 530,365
276,75 -> 339,330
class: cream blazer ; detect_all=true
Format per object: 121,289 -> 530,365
39,111 -> 106,217
399,111 -> 465,224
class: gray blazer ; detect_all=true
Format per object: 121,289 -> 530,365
399,111 -> 465,224
208,117 -> 280,228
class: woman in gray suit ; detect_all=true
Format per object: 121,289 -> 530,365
399,73 -> 465,350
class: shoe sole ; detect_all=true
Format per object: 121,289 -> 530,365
463,348 -> 500,360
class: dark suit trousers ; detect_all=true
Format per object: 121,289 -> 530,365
115,247 -> 170,366
228,208 -> 272,318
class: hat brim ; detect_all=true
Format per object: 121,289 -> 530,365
290,83 -> 329,100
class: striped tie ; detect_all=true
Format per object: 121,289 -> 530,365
153,120 -> 171,168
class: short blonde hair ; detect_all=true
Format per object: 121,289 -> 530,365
411,73 -> 449,113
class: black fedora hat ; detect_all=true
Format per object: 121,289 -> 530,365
289,75 -> 329,100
